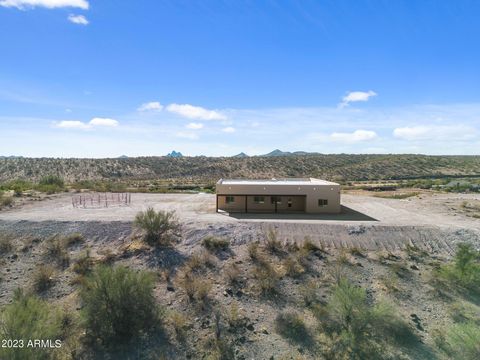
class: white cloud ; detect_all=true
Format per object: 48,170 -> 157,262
330,129 -> 378,143
186,122 -> 204,130
393,125 -> 477,141
138,101 -> 163,112
53,117 -> 118,130
68,14 -> 88,25
176,131 -> 199,140
340,90 -> 377,107
54,120 -> 90,130
222,126 -> 236,133
89,118 -> 118,127
166,103 -> 226,120
0,0 -> 89,9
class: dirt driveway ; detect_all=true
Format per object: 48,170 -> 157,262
0,192 -> 478,230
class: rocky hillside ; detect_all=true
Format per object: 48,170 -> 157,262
0,154 -> 479,183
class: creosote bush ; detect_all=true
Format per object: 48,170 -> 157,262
44,236 -> 70,268
265,228 -> 282,253
134,207 -> 180,246
0,289 -> 65,360
435,243 -> 480,295
80,265 -> 161,348
315,278 -> 417,359
202,236 -> 230,252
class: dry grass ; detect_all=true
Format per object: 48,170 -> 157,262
33,265 -> 55,293
224,262 -> 242,286
202,236 -> 230,252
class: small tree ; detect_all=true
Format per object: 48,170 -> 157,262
134,207 -> 180,246
0,289 -> 64,360
80,265 -> 160,348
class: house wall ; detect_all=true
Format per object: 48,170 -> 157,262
216,183 -> 341,213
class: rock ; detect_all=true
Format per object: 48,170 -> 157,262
246,324 -> 254,331
410,264 -> 419,270
166,284 -> 175,291
261,327 -> 269,334
410,313 -> 424,331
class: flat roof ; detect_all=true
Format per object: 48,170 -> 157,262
217,178 -> 339,186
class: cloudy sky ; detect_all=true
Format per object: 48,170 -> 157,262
0,0 -> 479,157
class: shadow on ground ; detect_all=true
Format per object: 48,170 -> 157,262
224,205 -> 378,222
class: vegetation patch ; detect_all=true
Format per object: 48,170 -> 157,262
134,207 -> 181,246
202,236 -> 230,252
0,290 -> 65,360
80,265 -> 161,349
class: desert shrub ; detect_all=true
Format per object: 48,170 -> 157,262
80,265 -> 160,348
275,311 -> 309,344
435,243 -> 480,295
44,236 -> 70,268
247,241 -> 260,261
252,262 -> 280,296
3,179 -> 33,195
283,255 -> 305,278
435,322 -> 480,360
349,246 -> 365,257
0,289 -> 64,360
315,279 -> 417,359
302,237 -> 322,253
227,302 -> 245,329
449,301 -> 480,324
134,207 -> 180,246
300,280 -> 321,307
33,265 -> 55,293
63,233 -> 85,247
186,249 -> 216,273
202,236 -> 230,252
73,250 -> 94,275
0,193 -> 13,208
0,233 -> 14,255
168,311 -> 189,340
203,336 -> 235,360
265,228 -> 282,253
35,175 -> 65,194
177,270 -> 212,307
224,263 -> 241,286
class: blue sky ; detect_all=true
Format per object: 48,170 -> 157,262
0,0 -> 479,157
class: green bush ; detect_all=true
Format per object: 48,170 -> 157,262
80,265 -> 160,348
33,175 -> 66,194
316,278 -> 417,359
436,243 -> 480,295
134,207 -> 180,246
0,289 -> 64,360
436,322 -> 480,360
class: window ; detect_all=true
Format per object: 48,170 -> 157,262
271,196 -> 282,204
318,199 -> 328,207
226,196 -> 235,204
254,196 -> 265,204
287,198 -> 292,208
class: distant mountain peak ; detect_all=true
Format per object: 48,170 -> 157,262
262,149 -> 291,157
118,155 -> 129,159
233,152 -> 249,158
167,150 -> 183,158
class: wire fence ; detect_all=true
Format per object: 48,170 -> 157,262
72,193 -> 131,208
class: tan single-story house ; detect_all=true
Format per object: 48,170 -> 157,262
216,178 -> 341,214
